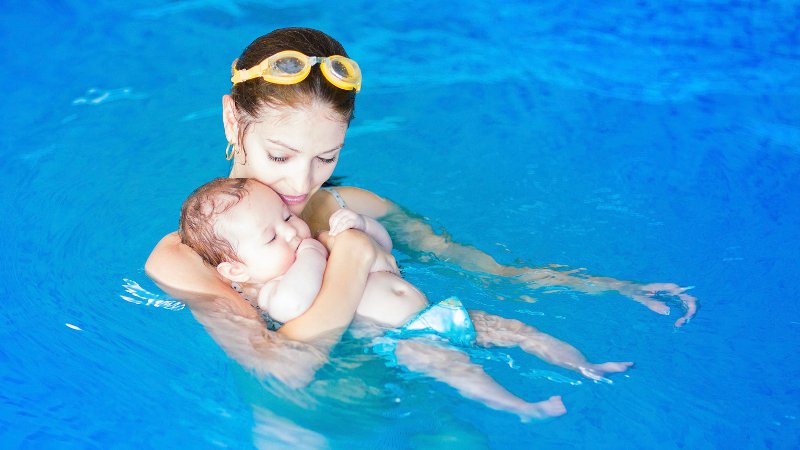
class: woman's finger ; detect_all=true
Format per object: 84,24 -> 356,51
674,293 -> 698,327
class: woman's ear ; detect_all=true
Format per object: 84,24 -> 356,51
217,260 -> 250,283
222,95 -> 240,145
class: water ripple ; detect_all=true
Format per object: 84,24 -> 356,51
120,278 -> 185,311
351,1 -> 799,101
72,87 -> 147,105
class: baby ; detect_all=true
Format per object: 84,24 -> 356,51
180,178 -> 633,420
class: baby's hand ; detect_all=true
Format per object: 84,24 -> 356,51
297,238 -> 328,259
329,209 -> 366,236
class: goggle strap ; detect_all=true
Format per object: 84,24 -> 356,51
231,58 -> 266,84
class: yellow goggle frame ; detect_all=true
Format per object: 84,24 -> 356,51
231,50 -> 361,92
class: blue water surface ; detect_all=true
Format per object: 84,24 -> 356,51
1,1 -> 799,448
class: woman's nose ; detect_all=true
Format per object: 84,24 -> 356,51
288,164 -> 312,194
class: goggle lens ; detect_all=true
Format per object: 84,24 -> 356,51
322,56 -> 361,91
274,56 -> 306,75
330,60 -> 351,78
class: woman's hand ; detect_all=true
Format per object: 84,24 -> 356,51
618,282 -> 698,327
506,266 -> 698,327
318,230 -> 398,274
279,228 -> 396,343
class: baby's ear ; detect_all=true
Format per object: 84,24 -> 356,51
216,261 -> 250,283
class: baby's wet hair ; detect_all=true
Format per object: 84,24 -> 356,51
179,177 -> 253,267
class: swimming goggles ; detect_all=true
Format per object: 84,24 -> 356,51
231,50 -> 361,92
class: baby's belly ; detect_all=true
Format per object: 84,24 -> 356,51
356,272 -> 428,328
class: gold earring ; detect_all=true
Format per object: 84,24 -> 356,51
225,142 -> 235,160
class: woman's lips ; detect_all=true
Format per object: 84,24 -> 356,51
278,193 -> 308,205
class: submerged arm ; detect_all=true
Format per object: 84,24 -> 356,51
382,202 -> 697,326
145,234 -> 322,386
304,188 -> 697,327
188,293 -> 327,388
144,230 -> 383,386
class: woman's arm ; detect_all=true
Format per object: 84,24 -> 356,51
278,229 -> 397,340
303,187 -> 697,327
144,229 -> 387,386
384,202 -> 697,326
185,292 -> 327,388
145,232 -> 232,299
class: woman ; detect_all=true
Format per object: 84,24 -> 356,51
146,27 -> 696,386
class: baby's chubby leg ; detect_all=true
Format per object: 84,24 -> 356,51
394,338 -> 566,421
470,311 -> 633,382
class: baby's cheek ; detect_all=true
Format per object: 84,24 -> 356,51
267,249 -> 292,278
283,249 -> 297,272
294,218 -> 312,239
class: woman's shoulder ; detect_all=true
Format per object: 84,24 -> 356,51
145,232 -> 233,302
329,186 -> 391,218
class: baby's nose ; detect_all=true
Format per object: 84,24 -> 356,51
279,222 -> 299,242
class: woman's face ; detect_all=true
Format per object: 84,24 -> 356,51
225,97 -> 348,215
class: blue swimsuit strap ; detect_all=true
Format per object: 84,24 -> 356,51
321,187 -> 348,209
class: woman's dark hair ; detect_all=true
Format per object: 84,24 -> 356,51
230,28 -> 356,126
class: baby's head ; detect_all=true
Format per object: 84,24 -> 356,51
179,178 -> 311,285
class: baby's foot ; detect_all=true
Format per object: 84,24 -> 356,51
579,362 -> 634,382
520,395 -> 567,422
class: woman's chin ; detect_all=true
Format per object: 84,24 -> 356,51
288,202 -> 306,215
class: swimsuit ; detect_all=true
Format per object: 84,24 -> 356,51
231,281 -> 284,331
390,297 -> 476,346
371,297 -> 477,366
321,186 -> 348,209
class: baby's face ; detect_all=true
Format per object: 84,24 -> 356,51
216,181 -> 312,284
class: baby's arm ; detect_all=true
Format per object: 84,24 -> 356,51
258,239 -> 328,324
328,208 -> 392,251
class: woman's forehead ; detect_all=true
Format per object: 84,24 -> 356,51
249,104 -> 348,149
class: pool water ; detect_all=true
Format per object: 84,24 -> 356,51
2,1 -> 799,448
